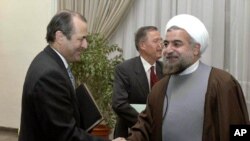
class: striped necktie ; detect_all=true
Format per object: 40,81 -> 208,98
67,67 -> 76,89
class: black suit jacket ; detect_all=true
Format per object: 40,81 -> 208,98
112,56 -> 163,137
19,46 -> 108,141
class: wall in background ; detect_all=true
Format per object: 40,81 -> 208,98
0,0 -> 249,129
0,0 -> 56,128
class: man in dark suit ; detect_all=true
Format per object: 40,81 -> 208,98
112,26 -> 164,138
19,10 -> 125,141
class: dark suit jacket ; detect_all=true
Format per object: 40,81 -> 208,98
112,56 -> 163,137
19,46 -> 108,141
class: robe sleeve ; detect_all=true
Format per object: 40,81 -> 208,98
203,68 -> 249,141
127,77 -> 169,141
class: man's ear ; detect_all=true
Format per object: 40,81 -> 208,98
55,31 -> 64,44
139,41 -> 146,51
193,43 -> 201,56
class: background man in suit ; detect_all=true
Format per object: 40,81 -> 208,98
126,14 -> 249,141
19,10 -> 125,141
112,26 -> 164,138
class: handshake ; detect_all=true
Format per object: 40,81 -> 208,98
112,137 -> 127,141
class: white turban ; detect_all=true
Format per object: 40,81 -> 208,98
165,14 -> 209,54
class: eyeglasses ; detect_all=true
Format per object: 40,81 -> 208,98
152,39 -> 164,46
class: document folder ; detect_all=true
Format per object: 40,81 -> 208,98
76,83 -> 103,132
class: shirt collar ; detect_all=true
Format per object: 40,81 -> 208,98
178,60 -> 199,75
140,56 -> 156,72
51,47 -> 69,69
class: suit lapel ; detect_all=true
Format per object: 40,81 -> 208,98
45,46 -> 75,92
134,57 -> 150,95
44,46 -> 81,125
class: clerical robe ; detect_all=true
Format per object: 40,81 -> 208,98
127,67 -> 249,141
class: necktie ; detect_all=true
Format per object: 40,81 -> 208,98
67,67 -> 76,89
150,66 -> 158,88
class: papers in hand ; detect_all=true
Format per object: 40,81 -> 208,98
130,104 -> 146,113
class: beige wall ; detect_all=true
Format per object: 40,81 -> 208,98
0,0 -> 56,128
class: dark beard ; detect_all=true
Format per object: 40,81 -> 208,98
163,64 -> 183,75
163,61 -> 191,75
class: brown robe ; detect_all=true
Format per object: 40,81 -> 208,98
127,67 -> 249,141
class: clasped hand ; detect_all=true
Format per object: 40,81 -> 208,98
112,137 -> 127,141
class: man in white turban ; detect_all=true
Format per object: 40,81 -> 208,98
126,14 -> 249,141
